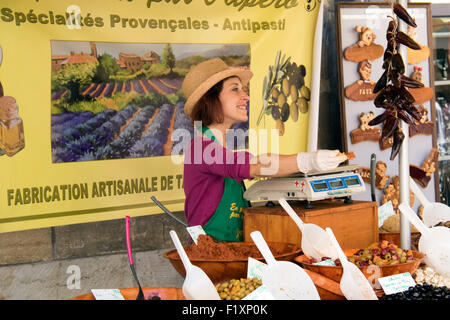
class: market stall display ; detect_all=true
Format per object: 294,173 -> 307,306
399,202 -> 450,277
278,198 -> 337,261
215,278 -> 262,300
250,231 -> 320,300
326,227 -> 378,300
169,230 -> 220,300
409,177 -> 450,227
163,234 -> 301,283
295,246 -> 424,283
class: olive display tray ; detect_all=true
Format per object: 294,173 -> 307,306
295,248 -> 425,283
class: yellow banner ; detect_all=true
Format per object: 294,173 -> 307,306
0,0 -> 319,232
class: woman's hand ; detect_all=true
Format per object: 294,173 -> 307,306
297,150 -> 347,173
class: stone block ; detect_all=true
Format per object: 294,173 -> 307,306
53,212 -> 189,260
0,228 -> 52,265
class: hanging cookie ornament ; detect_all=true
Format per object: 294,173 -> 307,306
408,66 -> 434,104
406,19 -> 430,65
345,60 -> 377,101
350,111 -> 381,144
409,103 -> 434,137
344,26 -> 384,62
369,3 -> 424,161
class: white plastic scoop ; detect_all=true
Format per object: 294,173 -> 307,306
409,177 -> 450,227
326,227 -> 378,300
250,231 -> 320,300
169,230 -> 220,300
399,202 -> 450,278
279,198 -> 338,261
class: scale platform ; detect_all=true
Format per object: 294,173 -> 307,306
243,165 -> 365,207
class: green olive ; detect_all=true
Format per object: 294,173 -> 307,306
297,97 -> 308,113
300,85 -> 310,101
282,78 -> 290,97
290,101 -> 298,122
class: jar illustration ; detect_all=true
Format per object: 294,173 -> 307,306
0,96 -> 25,156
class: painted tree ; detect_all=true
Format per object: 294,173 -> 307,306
56,63 -> 96,103
94,54 -> 120,83
162,43 -> 176,74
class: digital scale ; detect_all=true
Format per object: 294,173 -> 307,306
243,165 -> 365,208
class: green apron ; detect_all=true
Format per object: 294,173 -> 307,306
201,126 -> 248,242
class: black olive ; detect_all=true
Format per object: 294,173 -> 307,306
271,106 -> 281,120
281,103 -> 290,122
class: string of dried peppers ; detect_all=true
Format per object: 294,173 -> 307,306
369,2 -> 425,160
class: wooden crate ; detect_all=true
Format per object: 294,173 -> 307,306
243,200 -> 378,250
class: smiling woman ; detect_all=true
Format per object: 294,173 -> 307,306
180,58 -> 347,242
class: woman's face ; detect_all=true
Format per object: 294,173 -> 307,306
218,77 -> 249,125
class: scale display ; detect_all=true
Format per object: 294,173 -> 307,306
310,175 -> 362,193
243,167 -> 366,203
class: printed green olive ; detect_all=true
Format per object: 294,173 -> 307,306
297,97 -> 308,113
281,78 -> 290,97
300,85 -> 310,101
290,101 -> 298,122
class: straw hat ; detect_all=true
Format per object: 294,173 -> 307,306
181,58 -> 253,116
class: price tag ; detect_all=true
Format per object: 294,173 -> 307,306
378,201 -> 395,227
377,272 -> 416,295
313,259 -> 336,266
247,257 -> 268,280
186,225 -> 206,244
242,284 -> 275,300
91,289 -> 125,300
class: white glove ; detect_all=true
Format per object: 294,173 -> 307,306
297,150 -> 348,173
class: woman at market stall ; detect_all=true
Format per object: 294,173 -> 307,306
181,58 -> 347,242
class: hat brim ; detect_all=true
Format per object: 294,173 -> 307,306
184,68 -> 253,117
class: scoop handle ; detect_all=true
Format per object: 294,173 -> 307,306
125,216 -> 134,266
250,231 -> 277,266
279,198 -> 305,232
398,202 -> 429,235
409,177 -> 431,206
325,227 -> 349,267
169,230 -> 193,272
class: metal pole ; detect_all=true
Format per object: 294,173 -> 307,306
307,0 -> 323,152
398,0 -> 411,250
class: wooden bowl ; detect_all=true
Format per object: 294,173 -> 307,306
295,249 -> 425,283
379,232 -> 421,251
303,269 -> 345,300
71,287 -> 185,300
163,241 -> 301,284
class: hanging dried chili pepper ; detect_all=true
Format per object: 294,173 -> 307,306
370,3 -> 422,160
390,129 -> 405,160
393,4 -> 417,28
396,31 -> 421,50
400,74 -> 424,88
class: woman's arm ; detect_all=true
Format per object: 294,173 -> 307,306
249,154 -> 299,178
249,151 -> 348,178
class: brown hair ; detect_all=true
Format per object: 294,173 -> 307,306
189,77 -> 234,126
